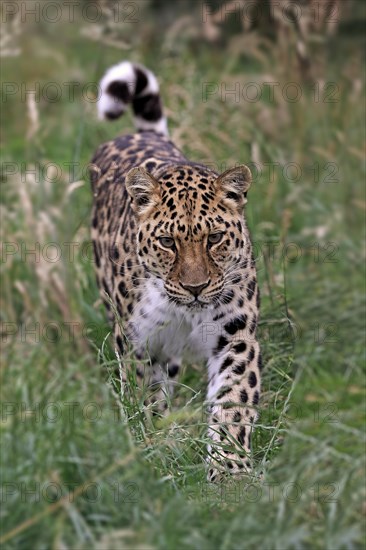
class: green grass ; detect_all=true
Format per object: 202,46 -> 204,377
1,2 -> 365,548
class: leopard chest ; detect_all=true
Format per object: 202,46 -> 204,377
128,279 -> 218,363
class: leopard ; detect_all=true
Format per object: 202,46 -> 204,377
90,61 -> 262,481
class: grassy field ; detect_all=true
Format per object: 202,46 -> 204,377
1,1 -> 365,548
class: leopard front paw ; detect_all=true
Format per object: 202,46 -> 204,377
206,454 -> 252,482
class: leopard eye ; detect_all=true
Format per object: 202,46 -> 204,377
158,236 -> 175,249
208,232 -> 224,246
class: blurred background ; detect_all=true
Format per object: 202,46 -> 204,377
1,0 -> 365,548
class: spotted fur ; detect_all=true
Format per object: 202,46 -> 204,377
91,62 -> 262,481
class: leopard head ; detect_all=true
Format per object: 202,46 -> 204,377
126,164 -> 252,308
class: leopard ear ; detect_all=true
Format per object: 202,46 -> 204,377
125,167 -> 161,215
215,165 -> 252,208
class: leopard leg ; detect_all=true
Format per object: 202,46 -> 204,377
206,338 -> 261,482
114,323 -> 181,414
142,358 -> 181,414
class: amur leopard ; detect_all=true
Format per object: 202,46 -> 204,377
90,61 -> 262,481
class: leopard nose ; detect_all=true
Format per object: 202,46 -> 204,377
180,280 -> 210,297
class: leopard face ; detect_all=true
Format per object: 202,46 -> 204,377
126,164 -> 252,309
